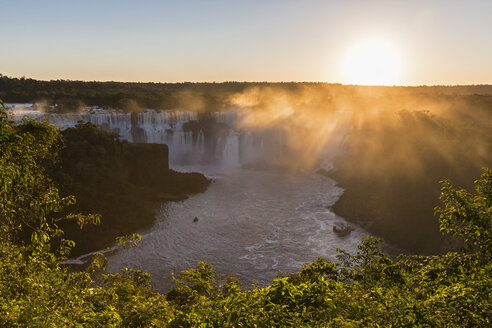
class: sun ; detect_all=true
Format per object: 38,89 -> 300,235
342,39 -> 401,86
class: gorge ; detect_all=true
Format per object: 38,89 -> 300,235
8,91 -> 491,289
8,104 -> 375,289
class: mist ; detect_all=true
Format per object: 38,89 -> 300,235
223,84 -> 491,253
227,85 -> 490,171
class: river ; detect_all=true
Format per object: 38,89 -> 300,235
106,165 -> 375,291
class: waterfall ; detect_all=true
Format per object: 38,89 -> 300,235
221,133 -> 240,168
7,103 -> 347,170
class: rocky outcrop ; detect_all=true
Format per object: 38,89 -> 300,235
55,122 -> 211,256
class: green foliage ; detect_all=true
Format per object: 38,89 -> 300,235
0,75 -> 248,111
0,115 -> 62,234
0,103 -> 99,255
115,233 -> 143,249
436,168 -> 492,255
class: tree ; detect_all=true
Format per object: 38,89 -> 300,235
436,168 -> 492,255
0,100 -> 98,253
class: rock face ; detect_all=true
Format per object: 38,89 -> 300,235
56,122 -> 211,256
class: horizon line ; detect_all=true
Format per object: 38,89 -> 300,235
2,74 -> 492,88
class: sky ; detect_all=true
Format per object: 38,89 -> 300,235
0,0 -> 491,85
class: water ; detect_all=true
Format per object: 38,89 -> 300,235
106,166 -> 372,291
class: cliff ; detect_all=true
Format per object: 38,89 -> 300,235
329,109 -> 491,254
54,122 -> 210,256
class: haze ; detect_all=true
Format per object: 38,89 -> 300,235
1,0 -> 491,85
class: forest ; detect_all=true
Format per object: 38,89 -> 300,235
1,74 -> 492,112
1,94 -> 491,326
0,74 -> 255,112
